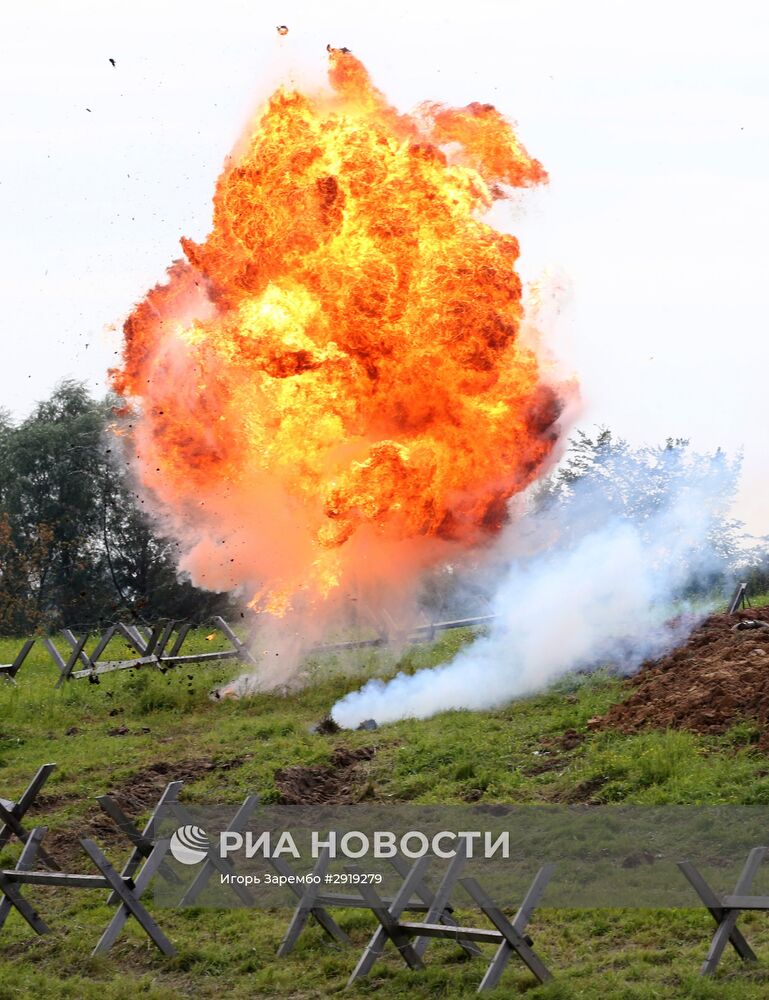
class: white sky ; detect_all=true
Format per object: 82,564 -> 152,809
1,0 -> 768,530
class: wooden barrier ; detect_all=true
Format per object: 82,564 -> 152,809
679,846 -> 769,976
0,639 -> 36,683
0,612 -> 495,688
97,780 -> 186,904
271,841 -> 481,958
346,858 -> 555,991
0,764 -> 59,870
12,758 -> 769,987
0,826 -> 175,955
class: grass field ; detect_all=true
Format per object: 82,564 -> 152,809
2,610 -> 769,999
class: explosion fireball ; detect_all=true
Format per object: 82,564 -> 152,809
112,50 -> 563,620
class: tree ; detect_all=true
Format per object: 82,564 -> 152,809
533,429 -> 745,593
0,381 -> 111,628
100,454 -> 235,622
0,380 -> 236,634
0,513 -> 52,634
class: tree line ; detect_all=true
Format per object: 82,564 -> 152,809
0,381 -> 234,635
0,382 -> 767,636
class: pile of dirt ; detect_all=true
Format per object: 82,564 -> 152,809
593,606 -> 769,741
274,746 -> 377,804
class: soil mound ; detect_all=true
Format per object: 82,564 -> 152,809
594,606 -> 769,741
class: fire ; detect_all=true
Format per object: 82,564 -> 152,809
111,50 -> 563,617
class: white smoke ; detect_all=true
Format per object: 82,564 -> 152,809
331,439 -> 740,728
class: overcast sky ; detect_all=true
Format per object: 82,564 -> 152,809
2,0 -> 768,530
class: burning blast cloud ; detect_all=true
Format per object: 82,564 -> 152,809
112,50 -> 567,667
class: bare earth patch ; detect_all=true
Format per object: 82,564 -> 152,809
274,746 -> 377,804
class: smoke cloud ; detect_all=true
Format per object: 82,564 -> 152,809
331,441 -> 740,728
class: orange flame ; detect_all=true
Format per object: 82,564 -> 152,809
112,51 -> 563,617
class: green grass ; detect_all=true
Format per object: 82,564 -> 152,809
2,616 -> 769,998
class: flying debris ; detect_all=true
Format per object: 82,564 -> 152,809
109,57 -> 115,66
326,43 -> 351,53
277,25 -> 288,36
